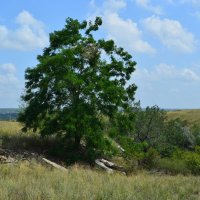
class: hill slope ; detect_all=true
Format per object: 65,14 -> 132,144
167,109 -> 200,126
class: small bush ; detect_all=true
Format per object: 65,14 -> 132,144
157,158 -> 190,175
158,145 -> 179,157
183,151 -> 200,175
194,145 -> 200,153
116,136 -> 146,159
142,148 -> 159,169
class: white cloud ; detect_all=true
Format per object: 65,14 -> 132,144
105,13 -> 155,53
143,16 -> 197,53
89,0 -> 126,17
132,63 -> 200,108
0,63 -> 19,84
135,0 -> 163,15
181,0 -> 200,6
0,11 -> 48,51
89,0 -> 155,54
134,63 -> 200,82
182,68 -> 200,81
0,63 -> 22,107
103,0 -> 127,12
1,63 -> 17,74
170,0 -> 200,6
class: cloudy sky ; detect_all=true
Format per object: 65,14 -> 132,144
0,0 -> 200,108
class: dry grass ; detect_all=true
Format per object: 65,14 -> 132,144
0,121 -> 61,156
167,109 -> 200,126
0,121 -> 22,136
0,161 -> 200,200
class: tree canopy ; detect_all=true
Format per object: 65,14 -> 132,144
18,17 -> 137,152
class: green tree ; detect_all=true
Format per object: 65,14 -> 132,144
18,17 -> 137,153
133,104 -> 166,148
164,119 -> 194,149
191,124 -> 200,146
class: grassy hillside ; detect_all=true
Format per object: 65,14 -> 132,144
1,121 -> 200,199
167,109 -> 200,126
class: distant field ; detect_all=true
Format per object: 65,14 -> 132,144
0,121 -> 21,135
167,109 -> 200,126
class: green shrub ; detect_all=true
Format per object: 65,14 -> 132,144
116,136 -> 146,159
194,145 -> 200,153
158,145 -> 180,157
157,150 -> 200,175
183,151 -> 200,175
142,148 -> 159,169
157,158 -> 190,175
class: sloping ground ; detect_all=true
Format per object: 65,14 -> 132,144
167,109 -> 200,126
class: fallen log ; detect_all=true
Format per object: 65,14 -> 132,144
99,159 -> 115,167
0,155 -> 16,164
42,158 -> 68,172
0,155 -> 7,162
95,159 -> 113,173
4,156 -> 16,163
116,144 -> 125,152
99,158 -> 126,173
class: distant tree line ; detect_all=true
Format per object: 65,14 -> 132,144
0,109 -> 19,121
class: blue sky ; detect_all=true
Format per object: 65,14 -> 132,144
0,0 -> 200,108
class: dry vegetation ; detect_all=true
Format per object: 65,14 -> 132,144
167,109 -> 200,126
1,121 -> 200,199
1,161 -> 200,200
0,121 -> 21,136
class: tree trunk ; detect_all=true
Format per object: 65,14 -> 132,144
42,158 -> 68,172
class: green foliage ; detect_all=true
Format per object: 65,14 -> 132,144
116,136 -> 159,170
157,145 -> 178,157
183,151 -> 200,175
191,124 -> 200,146
133,104 -> 166,147
194,145 -> 200,153
156,149 -> 200,175
142,147 -> 159,169
131,104 -> 196,158
18,17 -> 137,155
107,104 -> 199,171
164,118 -> 195,150
157,158 -> 189,175
110,108 -> 135,137
117,136 -> 146,159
